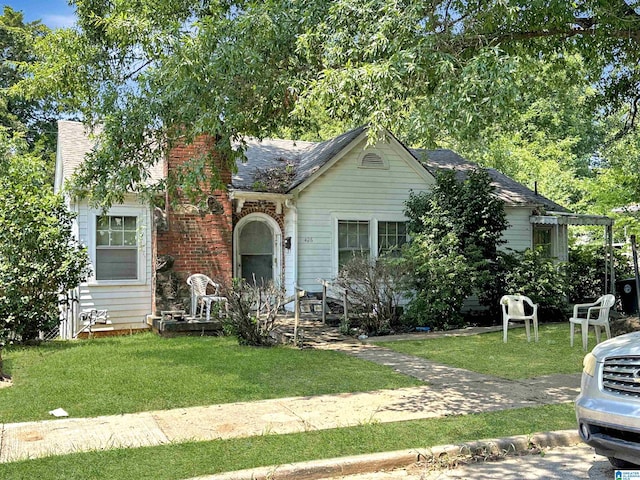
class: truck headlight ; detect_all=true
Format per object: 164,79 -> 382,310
583,352 -> 597,377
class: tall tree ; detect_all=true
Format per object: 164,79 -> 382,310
0,7 -> 54,149
16,1 -> 640,205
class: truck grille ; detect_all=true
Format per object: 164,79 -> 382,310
603,356 -> 640,397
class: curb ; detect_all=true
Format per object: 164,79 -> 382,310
192,429 -> 581,480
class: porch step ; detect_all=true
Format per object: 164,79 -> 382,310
299,299 -> 324,314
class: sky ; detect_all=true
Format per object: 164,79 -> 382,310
4,0 -> 76,29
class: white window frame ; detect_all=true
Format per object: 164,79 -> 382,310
532,225 -> 555,258
87,205 -> 147,286
332,214 -> 408,275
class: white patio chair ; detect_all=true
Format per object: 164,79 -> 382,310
500,295 -> 539,343
569,294 -> 615,351
186,274 -> 227,321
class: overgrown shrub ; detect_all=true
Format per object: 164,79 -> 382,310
0,132 -> 90,344
221,279 -> 284,346
402,168 -> 508,330
498,247 -> 568,321
334,255 -> 406,335
400,231 -> 472,330
566,244 -> 634,303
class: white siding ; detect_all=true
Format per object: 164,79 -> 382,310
75,195 -> 153,331
294,137 -> 434,293
501,207 -> 533,252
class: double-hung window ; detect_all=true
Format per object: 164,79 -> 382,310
95,215 -> 138,280
338,220 -> 370,268
378,221 -> 407,257
337,219 -> 408,270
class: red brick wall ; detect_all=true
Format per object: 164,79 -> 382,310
156,135 -> 233,296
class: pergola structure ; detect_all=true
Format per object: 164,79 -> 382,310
530,211 -> 615,294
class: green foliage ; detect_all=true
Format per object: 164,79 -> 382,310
334,255 -> 406,336
402,231 -> 471,330
0,7 -> 56,172
403,168 -> 508,330
0,131 -> 90,345
14,0 -> 640,209
498,248 -> 568,321
566,244 -> 634,304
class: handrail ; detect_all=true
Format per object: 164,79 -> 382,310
317,278 -> 349,325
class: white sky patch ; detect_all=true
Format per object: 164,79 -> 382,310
42,14 -> 75,29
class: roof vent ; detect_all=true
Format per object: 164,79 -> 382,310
360,153 -> 385,168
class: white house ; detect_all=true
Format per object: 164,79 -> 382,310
56,121 -> 595,337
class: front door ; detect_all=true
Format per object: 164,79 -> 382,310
238,219 -> 274,284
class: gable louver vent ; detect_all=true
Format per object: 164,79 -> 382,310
361,153 -> 385,168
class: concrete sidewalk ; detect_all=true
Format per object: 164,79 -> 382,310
0,338 -> 580,464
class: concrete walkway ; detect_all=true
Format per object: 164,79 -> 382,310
0,329 -> 580,464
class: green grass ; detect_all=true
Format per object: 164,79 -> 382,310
0,403 -> 576,480
0,333 -> 422,423
377,323 -> 588,380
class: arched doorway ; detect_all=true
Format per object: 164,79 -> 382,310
234,213 -> 281,285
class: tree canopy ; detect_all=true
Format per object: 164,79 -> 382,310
14,1 -> 640,211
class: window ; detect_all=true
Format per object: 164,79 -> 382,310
95,215 -> 138,280
533,226 -> 552,257
378,221 -> 407,257
338,220 -> 370,267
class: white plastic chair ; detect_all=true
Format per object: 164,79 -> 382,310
500,295 -> 539,343
186,274 -> 227,321
569,294 -> 615,351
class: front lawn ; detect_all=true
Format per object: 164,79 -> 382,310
0,333 -> 422,423
377,323 -> 588,379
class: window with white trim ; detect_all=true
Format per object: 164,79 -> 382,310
338,220 -> 370,268
95,215 -> 138,280
378,221 -> 407,257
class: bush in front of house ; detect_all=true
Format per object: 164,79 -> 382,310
401,168 -> 508,331
0,132 -> 90,344
400,230 -> 472,331
334,255 -> 406,336
498,247 -> 569,321
221,279 -> 284,346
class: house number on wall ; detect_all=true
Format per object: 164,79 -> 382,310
303,237 -> 314,243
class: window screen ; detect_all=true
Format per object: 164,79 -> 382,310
96,215 -> 138,280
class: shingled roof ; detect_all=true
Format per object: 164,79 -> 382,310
411,148 -> 568,212
233,128 -> 568,211
57,120 -> 567,212
56,120 -> 165,192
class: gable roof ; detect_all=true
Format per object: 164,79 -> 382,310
232,126 -> 368,191
57,120 -> 568,212
234,128 -> 568,211
55,120 -> 165,193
